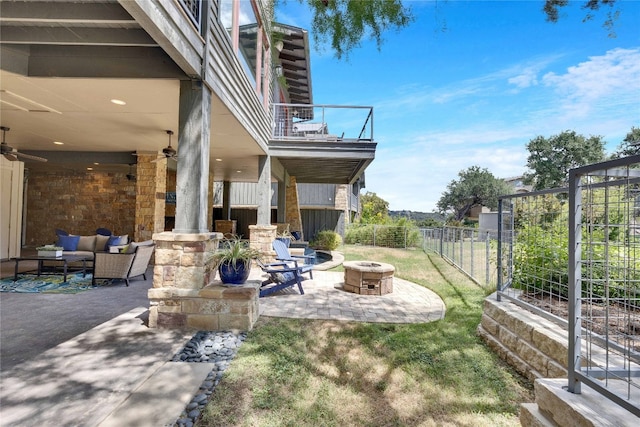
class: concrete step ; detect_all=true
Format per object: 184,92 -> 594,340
520,402 -> 557,427
98,362 -> 212,427
532,378 -> 639,427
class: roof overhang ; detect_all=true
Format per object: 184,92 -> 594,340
269,140 -> 376,184
273,23 -> 312,105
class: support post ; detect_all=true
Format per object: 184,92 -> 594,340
174,79 -> 211,233
223,180 -> 231,220
256,155 -> 271,226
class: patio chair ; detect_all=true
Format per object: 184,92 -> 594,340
92,241 -> 154,286
272,239 -> 314,279
256,259 -> 305,297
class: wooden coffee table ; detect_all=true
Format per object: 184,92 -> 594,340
10,255 -> 91,282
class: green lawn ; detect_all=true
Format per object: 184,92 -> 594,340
198,245 -> 533,426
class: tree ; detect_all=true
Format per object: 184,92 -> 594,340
360,191 -> 390,224
295,0 -> 414,60
437,166 -> 512,222
543,0 -> 620,37
610,127 -> 640,159
523,131 -> 606,190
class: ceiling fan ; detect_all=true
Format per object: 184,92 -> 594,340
133,130 -> 177,162
155,129 -> 178,162
1,126 -> 48,162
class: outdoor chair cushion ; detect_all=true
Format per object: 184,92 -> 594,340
77,235 -> 97,252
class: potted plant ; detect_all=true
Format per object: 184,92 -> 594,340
275,225 -> 294,247
214,236 -> 262,285
36,245 -> 64,257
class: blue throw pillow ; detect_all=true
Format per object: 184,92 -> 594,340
57,234 -> 80,251
106,234 -> 128,250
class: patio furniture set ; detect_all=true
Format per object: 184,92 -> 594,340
10,228 -> 155,287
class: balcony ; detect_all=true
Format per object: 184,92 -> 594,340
272,104 -> 373,142
270,104 -> 376,184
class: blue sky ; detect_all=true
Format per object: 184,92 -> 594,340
276,0 -> 640,212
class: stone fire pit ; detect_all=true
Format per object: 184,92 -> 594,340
343,261 -> 394,295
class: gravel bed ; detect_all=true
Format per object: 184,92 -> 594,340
171,330 -> 247,427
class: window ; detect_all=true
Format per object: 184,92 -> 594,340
238,1 -> 258,86
219,0 -> 267,95
220,0 -> 233,35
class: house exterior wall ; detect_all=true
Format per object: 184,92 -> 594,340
298,183 -> 336,207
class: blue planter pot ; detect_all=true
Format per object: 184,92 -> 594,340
218,261 -> 250,284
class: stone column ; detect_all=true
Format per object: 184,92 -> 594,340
250,224 -> 277,263
175,79 -> 211,234
148,231 -> 260,330
135,155 -> 166,242
285,176 -> 303,239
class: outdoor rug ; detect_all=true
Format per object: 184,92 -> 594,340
0,273 -> 98,294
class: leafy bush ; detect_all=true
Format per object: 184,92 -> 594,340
310,230 -> 342,250
511,192 -> 640,302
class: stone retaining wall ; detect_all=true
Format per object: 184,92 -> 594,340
477,293 -> 568,382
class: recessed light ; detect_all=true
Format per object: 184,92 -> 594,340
236,170 -> 242,173
110,99 -> 126,106
87,167 -> 93,171
53,141 -> 64,145
93,162 -> 99,165
215,158 -> 222,162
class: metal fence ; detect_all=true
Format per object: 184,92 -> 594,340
422,227 -> 498,287
344,224 -> 497,287
344,224 -> 422,248
498,155 -> 640,416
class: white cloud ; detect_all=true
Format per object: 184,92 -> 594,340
508,69 -> 539,89
542,48 -> 640,119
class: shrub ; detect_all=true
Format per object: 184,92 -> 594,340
310,230 -> 342,251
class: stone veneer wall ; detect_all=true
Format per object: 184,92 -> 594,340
285,176 -> 303,238
148,232 -> 260,331
334,184 -> 348,211
477,293 -> 569,382
334,184 -> 351,228
25,169 -> 135,246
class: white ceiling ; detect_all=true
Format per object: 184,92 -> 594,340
0,69 -> 266,180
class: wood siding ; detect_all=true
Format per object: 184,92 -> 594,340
301,209 -> 342,240
298,184 -> 336,207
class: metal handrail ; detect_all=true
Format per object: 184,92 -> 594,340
272,103 -> 374,142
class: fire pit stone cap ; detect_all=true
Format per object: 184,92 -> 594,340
342,260 -> 395,273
